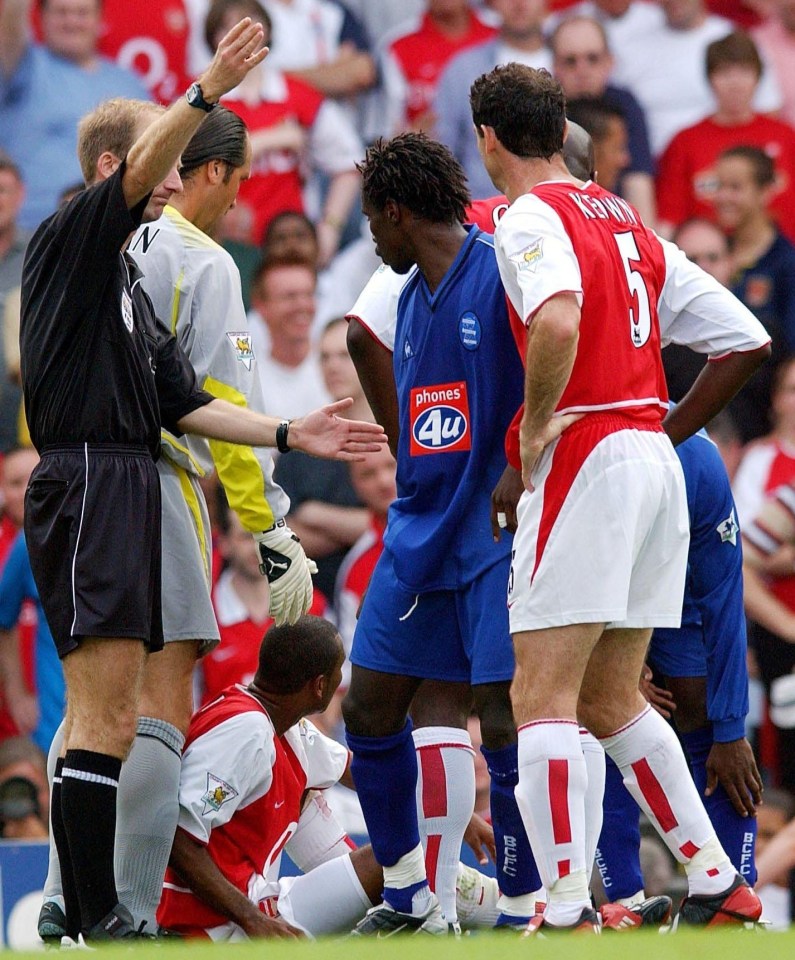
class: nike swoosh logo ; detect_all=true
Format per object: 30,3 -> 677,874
274,800 -> 285,809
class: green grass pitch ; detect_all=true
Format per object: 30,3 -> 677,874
8,928 -> 795,958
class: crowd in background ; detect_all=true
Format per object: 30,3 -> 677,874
1,0 -> 795,925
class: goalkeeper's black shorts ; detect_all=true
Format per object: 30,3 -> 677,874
24,444 -> 164,658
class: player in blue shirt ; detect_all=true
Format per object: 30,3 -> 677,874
597,427 -> 763,927
340,133 -> 575,935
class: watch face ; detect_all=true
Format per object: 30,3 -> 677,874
186,82 -> 215,111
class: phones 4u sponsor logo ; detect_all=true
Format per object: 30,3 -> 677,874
409,381 -> 471,456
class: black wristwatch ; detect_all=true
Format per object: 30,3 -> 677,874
186,82 -> 217,113
276,419 -> 292,453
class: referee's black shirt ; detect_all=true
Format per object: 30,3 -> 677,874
20,165 -> 211,459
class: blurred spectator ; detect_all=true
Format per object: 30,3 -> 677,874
610,0 -> 781,157
314,219 -> 381,328
0,447 -> 36,561
1,287 -> 20,386
707,409 -> 744,480
0,153 -> 27,452
262,210 -> 320,263
753,0 -> 795,128
187,0 -> 376,99
0,447 -> 38,743
662,217 -> 733,401
754,787 -> 795,928
317,315 -> 373,423
248,254 -> 331,417
675,215 -> 735,285
230,209 -> 321,313
553,0 -> 666,54
0,775 -> 47,838
243,210 -> 321,319
435,0 -> 552,199
705,0 -> 768,28
273,318 -> 370,602
734,356 -> 795,525
734,362 -> 795,796
206,0 -> 362,258
565,97 -> 630,191
0,524 -> 65,755
657,31 -> 795,243
258,211 -> 380,332
0,0 -> 150,228
335,443 -> 397,679
344,0 -> 428,47
1,286 -> 24,446
3,782 -> 42,844
100,0 -> 374,104
742,482 -> 795,791
550,16 -> 656,224
258,0 -> 376,100
0,735 -> 48,835
715,145 -> 795,443
200,495 -> 326,706
379,0 -> 497,135
96,0 -> 193,103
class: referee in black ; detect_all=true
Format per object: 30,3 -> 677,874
20,18 -> 384,944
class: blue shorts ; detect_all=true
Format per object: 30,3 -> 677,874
648,621 -> 707,679
350,549 -> 515,684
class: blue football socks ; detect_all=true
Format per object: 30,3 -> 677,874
681,726 -> 757,885
481,742 -> 542,899
347,720 -> 430,912
597,756 -> 645,901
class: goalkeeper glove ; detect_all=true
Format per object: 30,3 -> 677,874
253,520 -> 318,626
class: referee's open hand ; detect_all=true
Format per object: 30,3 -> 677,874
289,399 -> 389,462
199,18 -> 269,102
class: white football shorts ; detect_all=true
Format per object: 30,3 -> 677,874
508,419 -> 689,633
202,854 -> 371,940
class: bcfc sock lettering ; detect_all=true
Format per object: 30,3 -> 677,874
597,756 -> 644,901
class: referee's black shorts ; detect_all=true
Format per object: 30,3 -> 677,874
24,444 -> 164,658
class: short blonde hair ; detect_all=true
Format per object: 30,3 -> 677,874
77,98 -> 164,184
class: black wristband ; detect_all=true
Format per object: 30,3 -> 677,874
276,419 -> 292,453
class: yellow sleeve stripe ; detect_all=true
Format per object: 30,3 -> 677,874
203,375 -> 276,533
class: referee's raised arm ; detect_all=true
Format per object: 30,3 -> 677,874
121,18 -> 268,210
